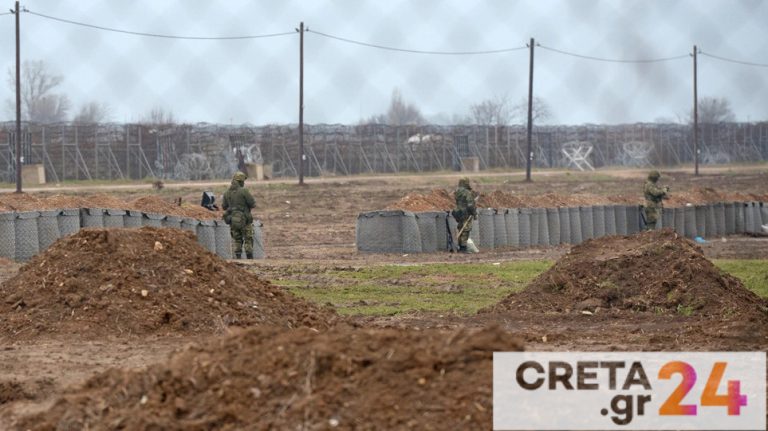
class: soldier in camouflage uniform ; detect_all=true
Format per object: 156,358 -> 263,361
452,177 -> 477,253
223,171 -> 256,259
643,170 -> 669,230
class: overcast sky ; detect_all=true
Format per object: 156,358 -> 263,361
1,0 -> 766,125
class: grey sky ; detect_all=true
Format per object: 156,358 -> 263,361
1,0 -> 766,125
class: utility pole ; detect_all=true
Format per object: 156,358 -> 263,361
297,22 -> 305,185
692,44 -> 699,176
525,37 -> 535,182
14,1 -> 22,193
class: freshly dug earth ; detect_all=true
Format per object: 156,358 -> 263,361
0,227 -> 335,340
0,193 -> 218,220
18,325 -> 522,431
485,229 -> 768,322
389,187 -> 768,211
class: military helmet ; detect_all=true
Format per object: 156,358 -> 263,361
233,171 -> 247,182
458,177 -> 471,189
647,170 -> 660,181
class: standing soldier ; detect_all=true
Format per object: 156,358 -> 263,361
223,171 -> 256,259
452,177 -> 477,253
643,170 -> 669,230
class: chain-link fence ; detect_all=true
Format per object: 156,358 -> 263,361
1,2 -> 766,182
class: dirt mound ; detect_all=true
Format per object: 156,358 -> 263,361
0,227 -> 335,340
19,325 -> 522,430
485,229 -> 768,321
0,193 -> 220,220
386,188 -> 455,211
128,195 -> 218,219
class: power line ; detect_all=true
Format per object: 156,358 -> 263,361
700,51 -> 768,68
0,12 -> 14,16
538,44 -> 689,63
24,9 -> 296,40
308,29 -> 528,55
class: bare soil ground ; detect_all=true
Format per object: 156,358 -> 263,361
0,167 -> 767,429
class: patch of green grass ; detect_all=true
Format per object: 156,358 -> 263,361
676,304 -> 694,316
286,261 -> 551,316
714,260 -> 768,298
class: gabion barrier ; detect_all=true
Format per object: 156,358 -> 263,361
252,221 -> 266,259
356,210 -> 422,253
37,210 -> 61,251
534,208 -> 549,246
415,211 -> 442,253
181,217 -> 199,233
556,207 -> 568,246
518,208 -> 531,247
0,212 -> 16,260
477,208 -> 495,250
214,220 -> 233,259
614,205 -> 628,236
81,208 -> 105,228
0,208 -> 265,261
579,206 -> 594,241
505,209 -> 520,247
124,210 -> 143,228
356,201 -> 767,254
15,211 -> 40,261
104,209 -> 126,228
163,215 -> 183,230
568,207 -> 582,244
58,209 -> 80,237
592,206 -> 606,238
196,219 -> 217,253
143,212 -> 165,228
547,208 -> 561,246
604,206 -> 617,236
724,203 -> 736,235
493,209 -> 508,249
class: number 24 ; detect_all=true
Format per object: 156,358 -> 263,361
658,361 -> 747,416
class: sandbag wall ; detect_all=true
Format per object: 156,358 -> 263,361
0,209 -> 265,261
355,202 -> 767,253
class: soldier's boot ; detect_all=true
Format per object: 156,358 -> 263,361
459,245 -> 468,253
246,251 -> 253,259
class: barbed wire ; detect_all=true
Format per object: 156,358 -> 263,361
23,9 -> 297,40
537,44 -> 689,64
700,51 -> 768,68
307,28 -> 528,55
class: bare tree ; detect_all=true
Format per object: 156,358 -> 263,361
689,97 -> 735,124
385,88 -> 424,126
469,95 -> 512,126
73,101 -> 111,124
6,60 -> 70,123
511,96 -> 552,124
142,105 -> 176,126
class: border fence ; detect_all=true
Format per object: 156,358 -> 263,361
2,121 -> 767,182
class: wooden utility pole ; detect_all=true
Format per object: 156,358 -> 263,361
14,1 -> 22,193
525,37 -> 535,182
298,22 -> 305,185
693,45 -> 699,176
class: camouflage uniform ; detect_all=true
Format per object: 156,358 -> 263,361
643,170 -> 668,230
223,171 -> 256,258
452,177 -> 477,252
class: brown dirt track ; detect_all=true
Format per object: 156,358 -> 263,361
0,167 -> 767,429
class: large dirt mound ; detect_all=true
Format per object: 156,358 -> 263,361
486,229 -> 768,321
0,227 -> 335,340
19,325 -> 522,430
